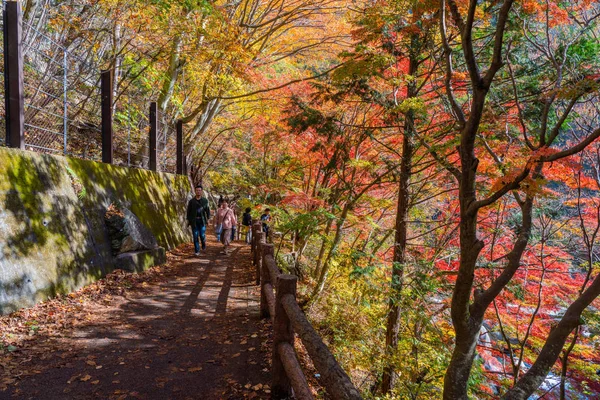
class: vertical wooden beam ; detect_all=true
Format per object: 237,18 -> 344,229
101,69 -> 113,163
149,102 -> 157,171
260,242 -> 273,319
4,1 -> 25,149
250,224 -> 255,254
176,119 -> 184,174
273,274 -> 297,399
256,231 -> 265,285
253,223 -> 263,267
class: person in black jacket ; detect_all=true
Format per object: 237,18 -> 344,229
187,185 -> 210,255
242,207 -> 252,244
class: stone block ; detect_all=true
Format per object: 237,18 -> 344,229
115,247 -> 167,273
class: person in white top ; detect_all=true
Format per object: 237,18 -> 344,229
215,200 -> 237,254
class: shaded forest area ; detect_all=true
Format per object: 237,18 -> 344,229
2,0 -> 600,398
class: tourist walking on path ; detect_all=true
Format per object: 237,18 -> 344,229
187,185 -> 210,256
242,207 -> 252,244
216,200 -> 237,254
261,208 -> 271,239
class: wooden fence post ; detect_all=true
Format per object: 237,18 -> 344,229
255,231 -> 265,285
149,102 -> 157,171
101,69 -> 114,164
273,274 -> 297,399
260,242 -> 274,319
4,1 -> 25,149
176,120 -> 184,174
252,222 -> 262,267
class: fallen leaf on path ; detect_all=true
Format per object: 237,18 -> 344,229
80,374 -> 92,382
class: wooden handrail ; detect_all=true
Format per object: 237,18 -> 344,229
252,230 -> 363,400
263,283 -> 276,322
278,342 -> 314,400
281,294 -> 362,400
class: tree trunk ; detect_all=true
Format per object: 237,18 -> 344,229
502,271 -> 600,398
381,42 -> 418,394
313,215 -> 334,279
158,34 -> 183,112
559,329 -> 578,400
311,205 -> 350,299
442,91 -> 487,400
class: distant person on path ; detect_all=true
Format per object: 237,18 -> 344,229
230,201 -> 238,241
215,201 -> 224,241
261,208 -> 272,238
186,185 -> 210,256
216,200 -> 237,255
242,207 -> 253,244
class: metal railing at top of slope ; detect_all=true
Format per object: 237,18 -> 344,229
250,222 -> 363,400
113,87 -> 150,169
3,3 -> 164,170
2,0 -> 185,175
156,108 -> 177,174
21,16 -> 102,159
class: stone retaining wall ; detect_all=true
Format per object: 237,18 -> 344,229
0,147 -> 192,314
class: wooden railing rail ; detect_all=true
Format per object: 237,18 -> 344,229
250,221 -> 362,400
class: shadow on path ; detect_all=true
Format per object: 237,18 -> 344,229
2,239 -> 271,400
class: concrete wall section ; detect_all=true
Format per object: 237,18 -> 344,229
0,147 -> 192,314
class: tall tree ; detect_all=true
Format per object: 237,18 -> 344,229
435,0 -> 600,398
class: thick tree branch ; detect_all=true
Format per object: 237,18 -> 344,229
440,0 -> 466,126
482,0 -> 516,88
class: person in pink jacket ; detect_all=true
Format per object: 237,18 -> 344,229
215,200 -> 237,254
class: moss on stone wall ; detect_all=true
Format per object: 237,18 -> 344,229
0,147 -> 192,314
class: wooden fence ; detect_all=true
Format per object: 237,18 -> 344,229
250,222 -> 363,400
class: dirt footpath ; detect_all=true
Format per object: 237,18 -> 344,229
0,238 -> 272,400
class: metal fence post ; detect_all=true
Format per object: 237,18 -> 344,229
4,0 -> 25,149
127,103 -> 131,166
149,102 -> 157,171
176,119 -> 184,175
101,69 -> 113,163
63,50 -> 68,155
